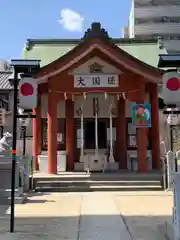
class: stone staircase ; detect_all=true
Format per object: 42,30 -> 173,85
33,171 -> 164,192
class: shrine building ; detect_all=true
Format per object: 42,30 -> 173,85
22,23 -> 164,174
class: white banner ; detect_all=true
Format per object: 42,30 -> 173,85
74,74 -> 119,88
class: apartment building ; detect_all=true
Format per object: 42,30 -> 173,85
128,0 -> 180,53
122,26 -> 129,38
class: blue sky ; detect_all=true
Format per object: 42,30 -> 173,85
0,0 -> 131,60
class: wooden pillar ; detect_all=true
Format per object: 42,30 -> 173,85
47,91 -> 57,174
32,94 -> 41,171
137,128 -> 148,172
116,98 -> 127,169
149,83 -> 160,169
66,99 -> 74,170
136,84 -> 148,172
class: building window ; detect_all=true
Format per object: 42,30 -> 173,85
135,17 -> 180,25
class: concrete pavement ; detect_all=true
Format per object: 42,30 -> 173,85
79,194 -> 131,240
0,191 -> 173,239
115,191 -> 173,240
0,193 -> 81,239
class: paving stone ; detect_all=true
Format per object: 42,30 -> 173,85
114,192 -> 173,240
79,193 -> 132,240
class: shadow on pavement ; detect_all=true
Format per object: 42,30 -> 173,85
122,215 -> 172,240
25,192 -> 52,197
0,214 -> 172,239
23,199 -> 55,204
0,205 -> 10,218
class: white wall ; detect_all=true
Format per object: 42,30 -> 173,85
41,94 -> 65,118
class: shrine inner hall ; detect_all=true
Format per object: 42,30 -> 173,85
22,23 -> 163,174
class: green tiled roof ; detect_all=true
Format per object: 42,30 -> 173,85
22,42 -> 75,67
22,39 -> 166,68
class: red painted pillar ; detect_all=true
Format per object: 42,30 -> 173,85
116,98 -> 127,169
137,128 -> 148,172
149,83 -> 160,169
32,94 -> 41,171
66,99 -> 75,171
136,85 -> 148,172
47,91 -> 57,174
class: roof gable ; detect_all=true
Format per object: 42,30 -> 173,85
34,23 -> 163,83
70,57 -> 122,75
21,22 -> 166,84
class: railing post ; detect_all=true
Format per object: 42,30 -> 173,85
166,150 -> 176,189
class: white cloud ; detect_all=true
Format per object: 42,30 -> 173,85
58,8 -> 84,32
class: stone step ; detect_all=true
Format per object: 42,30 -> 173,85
35,184 -> 162,192
33,171 -> 163,192
33,172 -> 163,182
35,180 -> 162,187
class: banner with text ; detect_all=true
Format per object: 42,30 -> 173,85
74,74 -> 119,88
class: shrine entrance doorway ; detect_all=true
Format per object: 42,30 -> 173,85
84,119 -> 107,150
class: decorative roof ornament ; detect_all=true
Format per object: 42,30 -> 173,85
83,22 -> 109,40
89,62 -> 104,73
25,40 -> 33,51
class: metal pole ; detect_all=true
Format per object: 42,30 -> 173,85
22,127 -> 26,156
170,125 -> 173,152
10,69 -> 18,233
95,111 -> 98,155
109,105 -> 113,151
170,125 -> 178,172
109,104 -> 114,162
80,104 -> 84,156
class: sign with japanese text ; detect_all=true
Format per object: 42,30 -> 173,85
74,74 -> 119,88
132,104 -> 151,128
